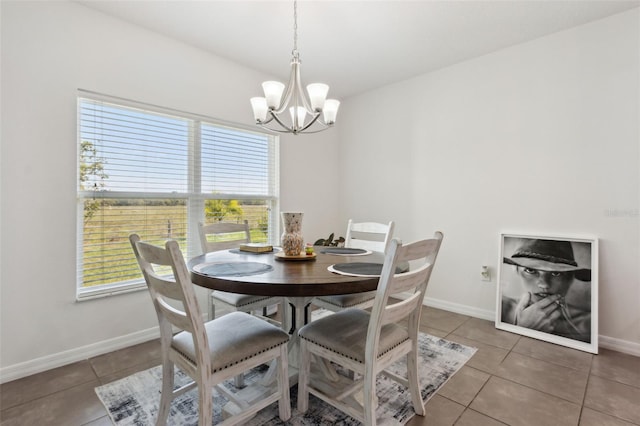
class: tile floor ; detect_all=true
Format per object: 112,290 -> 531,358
1,306 -> 639,426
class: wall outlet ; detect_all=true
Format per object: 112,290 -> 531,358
481,265 -> 491,282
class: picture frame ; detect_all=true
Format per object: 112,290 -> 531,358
496,232 -> 598,354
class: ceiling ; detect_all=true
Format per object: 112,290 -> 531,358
77,0 -> 639,99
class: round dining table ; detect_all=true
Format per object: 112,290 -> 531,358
188,247 -> 386,372
188,247 -> 384,297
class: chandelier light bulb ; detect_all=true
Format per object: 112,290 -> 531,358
262,81 -> 286,109
306,83 -> 329,111
250,97 -> 268,122
322,99 -> 340,125
290,106 -> 307,128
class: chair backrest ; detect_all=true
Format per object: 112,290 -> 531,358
366,232 -> 444,358
129,234 -> 210,369
198,220 -> 251,253
344,220 -> 395,253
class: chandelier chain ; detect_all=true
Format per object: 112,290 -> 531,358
293,0 -> 298,56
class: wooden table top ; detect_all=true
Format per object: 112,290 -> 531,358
188,248 -> 385,297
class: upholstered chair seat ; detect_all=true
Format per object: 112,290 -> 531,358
312,292 -> 377,311
299,308 -> 409,363
172,311 -> 289,373
210,291 -> 277,312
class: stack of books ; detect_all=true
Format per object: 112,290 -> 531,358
239,243 -> 274,253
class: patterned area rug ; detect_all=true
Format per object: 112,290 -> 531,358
95,333 -> 476,425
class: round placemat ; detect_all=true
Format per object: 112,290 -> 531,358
228,247 -> 281,255
193,262 -> 273,277
328,262 -> 385,277
328,262 -> 406,277
319,247 -> 371,256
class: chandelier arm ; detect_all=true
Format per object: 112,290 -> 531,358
260,125 -> 292,134
257,114 -> 275,125
293,60 -> 316,114
297,127 -> 331,134
259,111 -> 332,134
272,59 -> 298,114
258,124 -> 294,134
290,126 -> 331,134
269,110 -> 295,133
314,118 -> 329,128
296,112 -> 322,133
260,122 -> 330,135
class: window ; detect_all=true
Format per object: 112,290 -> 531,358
77,91 -> 279,299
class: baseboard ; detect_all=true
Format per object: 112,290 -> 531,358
422,296 -> 495,321
0,326 -> 161,384
2,301 -> 638,384
599,335 -> 640,357
419,295 -> 640,357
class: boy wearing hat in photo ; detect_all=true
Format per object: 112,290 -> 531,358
502,238 -> 592,343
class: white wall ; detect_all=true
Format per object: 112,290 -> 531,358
338,9 -> 640,352
0,1 -> 340,379
2,1 -> 638,382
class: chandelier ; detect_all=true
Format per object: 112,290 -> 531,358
250,1 -> 340,135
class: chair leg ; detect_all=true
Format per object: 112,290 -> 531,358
156,359 -> 174,426
407,350 -> 425,416
198,381 -> 213,426
277,345 -> 291,421
283,300 -> 293,334
363,368 -> 377,426
233,374 -> 245,388
208,294 -> 216,320
297,339 -> 311,413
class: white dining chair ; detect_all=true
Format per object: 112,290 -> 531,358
297,232 -> 443,426
129,234 -> 291,426
199,221 -> 282,323
312,220 -> 395,312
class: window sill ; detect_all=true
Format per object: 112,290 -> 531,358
76,281 -> 147,302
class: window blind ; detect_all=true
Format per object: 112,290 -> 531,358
77,93 -> 278,299
80,100 -> 191,193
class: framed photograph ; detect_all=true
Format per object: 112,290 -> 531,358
496,233 -> 598,354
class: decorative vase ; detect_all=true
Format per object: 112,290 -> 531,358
281,212 -> 304,256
